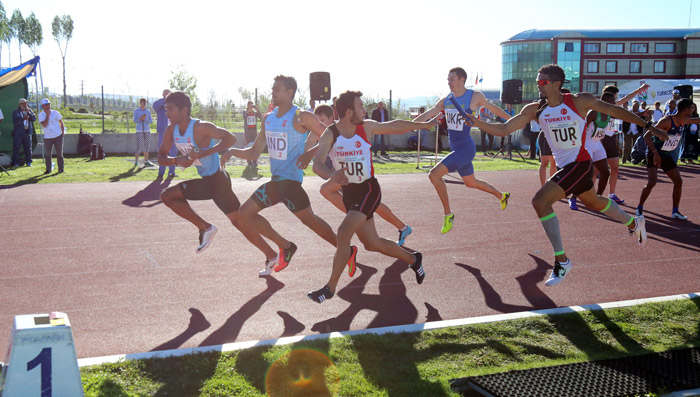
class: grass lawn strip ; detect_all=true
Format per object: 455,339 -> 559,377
76,295 -> 700,396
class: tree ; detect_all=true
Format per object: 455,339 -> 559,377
22,12 -> 42,57
238,87 -> 252,104
52,14 -> 74,108
9,9 -> 23,63
168,67 -> 201,115
0,2 -> 10,66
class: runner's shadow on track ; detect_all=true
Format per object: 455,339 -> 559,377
150,308 -> 211,352
311,260 -> 418,333
108,164 -> 143,183
121,178 -> 173,208
643,217 -> 700,252
198,276 -> 285,347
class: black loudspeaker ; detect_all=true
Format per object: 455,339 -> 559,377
310,72 -> 331,101
501,79 -> 523,104
674,84 -> 693,100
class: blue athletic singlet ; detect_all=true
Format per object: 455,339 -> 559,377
441,90 -> 477,176
173,118 -> 220,177
651,115 -> 682,158
265,105 -> 309,183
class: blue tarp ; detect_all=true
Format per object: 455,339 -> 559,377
0,56 -> 40,88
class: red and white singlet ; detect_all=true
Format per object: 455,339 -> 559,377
329,124 -> 374,184
538,93 -> 591,168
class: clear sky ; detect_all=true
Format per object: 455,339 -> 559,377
1,0 -> 699,105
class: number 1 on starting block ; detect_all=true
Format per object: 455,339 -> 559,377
1,312 -> 84,397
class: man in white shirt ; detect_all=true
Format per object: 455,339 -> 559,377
652,101 -> 664,123
38,98 -> 65,174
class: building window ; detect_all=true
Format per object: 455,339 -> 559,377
604,81 -> 617,88
606,61 -> 617,73
630,61 -> 642,73
654,60 -> 666,73
607,43 -> 624,53
564,42 -> 574,52
586,81 -> 599,94
584,43 -> 600,53
630,43 -> 648,53
587,61 -> 599,73
655,43 -> 676,53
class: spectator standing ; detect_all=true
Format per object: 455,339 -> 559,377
525,120 -> 540,159
622,101 -> 646,163
307,99 -> 316,113
38,98 -> 65,174
153,89 -> 176,178
479,106 -> 495,152
652,101 -> 664,123
242,100 -> 263,167
680,103 -> 698,164
371,101 -> 389,155
11,98 -> 36,167
133,98 -> 154,167
665,89 -> 681,112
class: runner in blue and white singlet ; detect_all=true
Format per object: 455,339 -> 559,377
221,75 -> 343,277
158,91 -> 277,263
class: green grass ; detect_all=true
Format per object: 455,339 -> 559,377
0,152 -> 542,186
76,298 -> 700,396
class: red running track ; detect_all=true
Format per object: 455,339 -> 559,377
1,165 -> 699,358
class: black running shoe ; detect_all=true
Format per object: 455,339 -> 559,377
410,252 -> 425,284
307,285 -> 334,303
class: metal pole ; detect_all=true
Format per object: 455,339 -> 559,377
101,86 -> 105,133
38,59 -> 45,163
388,90 -> 392,120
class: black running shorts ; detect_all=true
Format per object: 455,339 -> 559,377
341,177 -> 382,219
646,154 -> 678,172
179,169 -> 240,214
602,135 -> 619,159
251,177 -> 310,213
550,160 -> 594,197
538,132 -> 552,156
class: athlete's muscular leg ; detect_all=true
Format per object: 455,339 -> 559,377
579,188 -> 636,230
532,181 -> 567,263
374,203 -> 406,230
326,211 -> 365,293
539,156 -> 555,186
226,210 -> 276,259
428,163 -> 451,215
607,158 -> 620,194
356,217 -> 415,263
294,206 -> 338,247
594,159 -> 611,196
638,167 -> 658,207
161,186 -> 209,230
239,198 -> 291,249
667,168 -> 683,208
320,179 -> 346,212
462,174 -> 503,200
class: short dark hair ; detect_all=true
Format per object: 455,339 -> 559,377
538,64 -> 566,82
677,98 -> 694,113
449,67 -> 467,81
602,85 -> 619,95
274,75 -> 297,99
336,91 -> 363,119
601,92 -> 615,103
139,98 -> 146,104
165,91 -> 191,116
314,104 -> 334,120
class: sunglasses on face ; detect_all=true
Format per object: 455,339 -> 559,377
537,80 -> 552,87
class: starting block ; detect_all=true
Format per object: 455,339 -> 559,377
1,312 -> 84,396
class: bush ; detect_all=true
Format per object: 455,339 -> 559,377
77,107 -> 89,114
68,107 -> 75,112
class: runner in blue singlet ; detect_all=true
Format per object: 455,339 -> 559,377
636,98 -> 698,220
158,91 -> 277,267
221,75 -> 357,277
413,67 -> 514,234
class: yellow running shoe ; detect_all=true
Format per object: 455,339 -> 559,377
500,192 -> 510,210
441,213 -> 454,234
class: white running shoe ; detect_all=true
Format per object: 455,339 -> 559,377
545,260 -> 572,287
259,257 -> 278,277
196,224 -> 218,253
671,212 -> 688,220
630,215 -> 647,246
635,208 -> 643,216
